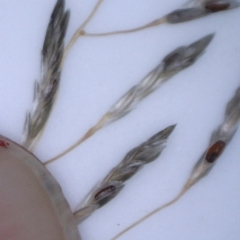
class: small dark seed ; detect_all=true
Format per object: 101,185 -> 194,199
95,185 -> 116,201
205,140 -> 226,163
205,2 -> 230,12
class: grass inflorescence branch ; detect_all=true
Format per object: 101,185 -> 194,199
44,33 -> 214,165
74,125 -> 176,223
22,0 -> 70,150
82,0 -> 239,37
111,85 -> 240,240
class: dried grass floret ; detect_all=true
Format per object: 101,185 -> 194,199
73,125 -> 176,223
45,34 -> 214,164
111,85 -> 240,240
22,0 -> 70,150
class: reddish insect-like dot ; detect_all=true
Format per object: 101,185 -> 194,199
205,140 -> 226,163
205,2 -> 230,12
0,140 -> 10,148
94,185 -> 116,201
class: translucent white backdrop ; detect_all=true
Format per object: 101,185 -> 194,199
0,0 -> 240,239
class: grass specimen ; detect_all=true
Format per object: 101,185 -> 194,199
2,0 -> 237,239
111,85 -> 240,240
74,125 -> 176,223
22,0 -> 69,150
45,33 -> 214,164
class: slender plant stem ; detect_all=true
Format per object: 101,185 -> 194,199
44,127 -> 95,165
44,114 -> 108,165
62,0 -> 105,65
82,18 -> 166,37
111,188 -> 188,240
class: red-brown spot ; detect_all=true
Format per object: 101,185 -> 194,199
205,2 -> 230,12
52,79 -> 57,87
205,140 -> 226,163
0,140 -> 10,148
94,186 -> 116,201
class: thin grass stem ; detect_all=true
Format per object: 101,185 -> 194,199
111,188 -> 187,240
62,0 -> 105,65
82,18 -> 166,37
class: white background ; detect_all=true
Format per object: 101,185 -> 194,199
0,0 -> 240,239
